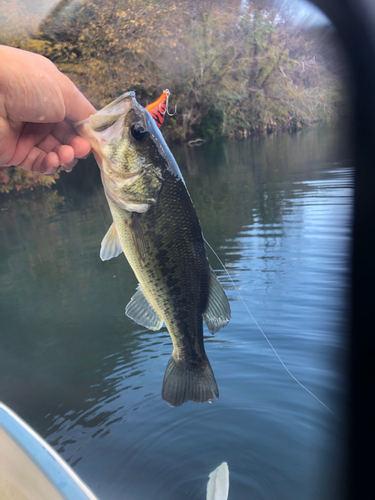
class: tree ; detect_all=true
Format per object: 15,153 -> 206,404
1,0 -> 346,143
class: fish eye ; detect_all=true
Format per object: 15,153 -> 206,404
131,124 -> 147,142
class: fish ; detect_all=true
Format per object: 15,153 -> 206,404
75,91 -> 230,407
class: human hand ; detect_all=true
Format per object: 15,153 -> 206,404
0,45 -> 96,175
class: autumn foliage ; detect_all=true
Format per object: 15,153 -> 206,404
0,0 -> 347,192
0,167 -> 58,194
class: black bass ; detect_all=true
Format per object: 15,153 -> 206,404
75,92 -> 230,406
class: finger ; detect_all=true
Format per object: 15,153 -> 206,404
52,121 -> 92,158
0,118 -> 22,165
54,144 -> 74,165
19,133 -> 76,172
40,152 -> 61,175
53,145 -> 80,172
6,122 -> 54,167
56,72 -> 96,121
69,135 -> 92,159
51,120 -> 71,143
17,147 -> 60,175
60,158 -> 78,173
37,133 -> 61,154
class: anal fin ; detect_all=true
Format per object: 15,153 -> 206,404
125,285 -> 164,331
203,268 -> 231,334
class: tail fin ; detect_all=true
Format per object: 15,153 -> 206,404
162,356 -> 219,407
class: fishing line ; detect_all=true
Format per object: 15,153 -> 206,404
204,238 -> 336,417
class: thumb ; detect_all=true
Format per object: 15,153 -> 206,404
56,71 -> 96,122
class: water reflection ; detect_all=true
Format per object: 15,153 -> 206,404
0,125 -> 351,500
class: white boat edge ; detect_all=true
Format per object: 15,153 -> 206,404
1,401 -> 229,500
0,402 -> 100,500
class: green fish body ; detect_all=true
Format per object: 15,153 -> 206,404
75,92 -> 230,406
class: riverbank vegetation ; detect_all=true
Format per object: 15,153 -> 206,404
1,0 -> 348,192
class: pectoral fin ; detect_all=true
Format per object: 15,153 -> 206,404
100,222 -> 123,261
125,285 -> 164,331
203,268 -> 231,334
129,214 -> 147,267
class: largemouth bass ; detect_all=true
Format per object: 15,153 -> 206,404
75,92 -> 230,406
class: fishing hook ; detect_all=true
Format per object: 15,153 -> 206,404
163,89 -> 177,116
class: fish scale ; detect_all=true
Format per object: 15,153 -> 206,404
111,171 -> 209,363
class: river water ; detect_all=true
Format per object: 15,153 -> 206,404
0,125 -> 352,500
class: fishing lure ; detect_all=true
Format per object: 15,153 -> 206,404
145,89 -> 170,129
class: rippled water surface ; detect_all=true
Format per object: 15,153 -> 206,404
0,126 -> 352,499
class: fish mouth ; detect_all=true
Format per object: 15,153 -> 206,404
75,91 -> 158,148
75,92 -> 137,137
75,91 -> 135,129
88,92 -> 156,136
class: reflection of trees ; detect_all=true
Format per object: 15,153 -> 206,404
0,126 -> 349,449
0,174 -> 153,439
178,125 -> 350,260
